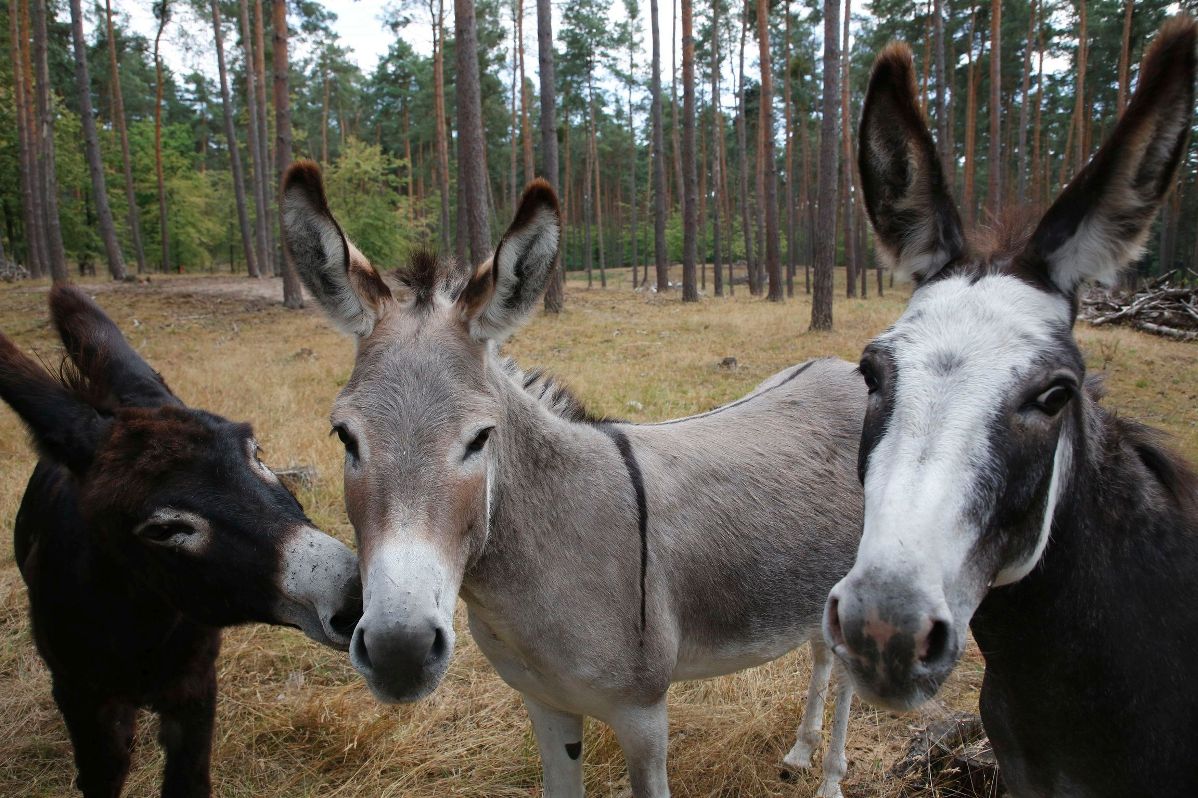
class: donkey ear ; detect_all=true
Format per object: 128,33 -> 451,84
1022,17 -> 1196,296
280,160 -> 392,337
459,179 -> 561,341
858,42 -> 966,284
49,284 -> 181,409
0,332 -> 108,476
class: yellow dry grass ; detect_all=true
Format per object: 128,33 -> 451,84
0,268 -> 1194,797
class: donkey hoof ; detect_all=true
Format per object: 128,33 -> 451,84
815,780 -> 844,798
782,745 -> 815,771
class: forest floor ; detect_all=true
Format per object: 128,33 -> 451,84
1,269 -> 1195,797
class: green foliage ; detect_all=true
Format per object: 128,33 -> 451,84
323,138 -> 415,269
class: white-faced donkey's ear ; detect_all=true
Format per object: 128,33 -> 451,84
1020,17 -> 1196,298
281,160 -> 393,337
458,179 -> 561,342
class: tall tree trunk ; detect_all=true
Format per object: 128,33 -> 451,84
670,0 -> 683,216
840,0 -> 856,298
431,0 -> 452,253
152,0 -> 170,273
799,103 -> 812,294
986,0 -> 1001,216
735,4 -> 755,293
784,0 -> 795,297
811,0 -> 840,330
756,0 -> 781,300
518,0 -> 534,183
650,0 -> 669,291
70,0 -> 125,279
455,0 -> 491,266
254,0 -> 274,274
32,0 -> 67,280
592,109 -> 606,288
629,40 -> 639,289
211,0 -> 259,278
1016,0 -> 1036,198
104,0 -> 146,274
1031,17 -> 1045,205
1072,0 -> 1088,176
273,0 -> 303,307
932,0 -> 951,181
710,0 -> 722,298
962,6 -> 979,224
321,63 -> 330,164
583,105 -> 593,289
1115,0 -> 1133,117
509,0 -> 520,211
680,0 -> 698,301
10,0 -> 40,274
238,0 -> 268,277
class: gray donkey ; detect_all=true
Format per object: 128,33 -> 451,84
281,161 -> 866,797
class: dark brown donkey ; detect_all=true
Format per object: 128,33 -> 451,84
0,286 -> 361,798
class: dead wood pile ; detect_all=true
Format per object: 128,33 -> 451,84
1081,271 -> 1198,341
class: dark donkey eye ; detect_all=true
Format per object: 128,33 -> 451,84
465,426 -> 494,459
1031,384 -> 1074,417
859,360 -> 880,394
135,522 -> 195,546
332,425 -> 359,461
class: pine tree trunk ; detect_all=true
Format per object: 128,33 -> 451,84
583,108 -> 593,288
211,0 -> 258,278
628,41 -> 639,289
253,0 -> 274,274
1016,0 -> 1036,198
963,6 -> 979,225
1072,0 -> 1088,176
841,0 -> 856,299
756,0 -> 781,300
321,64 -> 330,164
711,6 -> 722,299
10,0 -> 40,275
593,114 -> 606,288
238,0 -> 267,277
670,0 -> 683,218
71,0 -> 125,279
986,0 -> 1001,216
932,0 -> 951,181
152,0 -> 170,273
680,0 -> 698,301
735,5 -> 755,293
518,0 -> 534,183
455,0 -> 491,267
509,0 -> 519,210
104,0 -> 146,274
1031,18 -> 1045,205
650,0 -> 669,291
32,0 -> 67,280
1116,0 -> 1133,117
799,103 -> 811,294
273,0 -> 303,307
811,0 -> 840,330
432,0 -> 452,253
784,0 -> 795,297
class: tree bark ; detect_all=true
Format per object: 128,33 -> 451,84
650,0 -> 669,291
628,34 -> 639,289
10,0 -> 40,275
986,0 -> 1001,216
273,0 -> 303,307
1031,17 -> 1045,205
592,110 -> 606,288
536,0 -> 561,310
841,0 -> 856,298
212,0 -> 259,278
710,0 -> 722,298
253,0 -> 274,274
680,0 -> 698,301
1016,0 -> 1036,198
103,0 -> 147,275
735,4 -> 755,293
517,0 -> 534,183
811,0 -> 840,330
932,0 -> 951,181
784,0 -> 795,297
670,0 -> 683,216
509,0 -> 520,211
152,0 -> 170,273
1072,0 -> 1088,176
756,0 -> 781,300
1115,0 -> 1132,117
455,0 -> 491,266
239,0 -> 268,276
31,0 -> 67,280
963,6 -> 979,224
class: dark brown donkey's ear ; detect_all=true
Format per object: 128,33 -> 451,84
459,179 -> 561,341
50,284 -> 181,409
280,160 -> 393,337
1018,16 -> 1196,300
858,42 -> 965,285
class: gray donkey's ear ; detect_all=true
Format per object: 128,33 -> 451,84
459,179 -> 561,342
281,160 -> 392,337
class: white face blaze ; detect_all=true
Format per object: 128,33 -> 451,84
856,274 -> 1074,614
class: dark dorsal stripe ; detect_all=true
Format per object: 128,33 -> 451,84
597,424 -> 649,639
643,359 -> 818,427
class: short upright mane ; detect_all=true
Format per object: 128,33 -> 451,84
394,250 -> 472,307
498,357 -> 606,424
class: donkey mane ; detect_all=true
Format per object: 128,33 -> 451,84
497,357 -> 609,424
392,250 -> 472,308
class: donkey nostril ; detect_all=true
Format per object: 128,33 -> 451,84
329,608 -> 360,639
425,627 -> 448,665
919,619 -> 952,665
351,626 -> 373,671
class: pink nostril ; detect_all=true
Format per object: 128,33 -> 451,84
916,617 -> 951,664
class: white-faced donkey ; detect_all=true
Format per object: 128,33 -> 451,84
282,161 -> 868,797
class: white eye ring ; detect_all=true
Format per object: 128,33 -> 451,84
134,509 -> 211,554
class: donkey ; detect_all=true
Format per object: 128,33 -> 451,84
0,285 -> 362,798
280,163 -> 867,797
825,19 -> 1198,797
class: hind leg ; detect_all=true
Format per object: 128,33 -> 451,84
154,668 -> 217,798
815,671 -> 853,798
53,682 -> 138,798
783,639 -> 834,770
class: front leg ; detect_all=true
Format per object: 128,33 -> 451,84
608,699 -> 670,798
783,639 -> 834,771
524,694 -> 585,798
153,669 -> 217,798
815,672 -> 853,798
53,682 -> 138,798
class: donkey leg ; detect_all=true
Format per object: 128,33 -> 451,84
815,672 -> 854,798
523,694 -> 585,798
53,684 -> 138,798
782,639 -> 834,771
154,671 -> 217,798
609,700 -> 670,798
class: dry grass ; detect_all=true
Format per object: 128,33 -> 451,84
0,268 -> 1194,797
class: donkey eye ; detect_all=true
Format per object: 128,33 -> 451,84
136,522 -> 194,545
465,427 -> 494,458
1032,384 -> 1073,417
859,361 -> 880,394
332,425 -> 359,461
